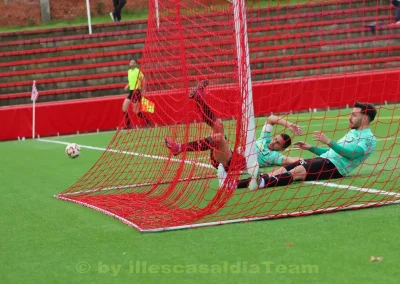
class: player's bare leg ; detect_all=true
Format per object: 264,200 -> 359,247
287,166 -> 307,181
189,80 -> 216,128
165,137 -> 182,156
132,101 -> 152,126
122,98 -> 130,112
122,98 -> 132,128
132,101 -> 140,115
268,167 -> 288,177
211,132 -> 232,168
248,165 -> 306,190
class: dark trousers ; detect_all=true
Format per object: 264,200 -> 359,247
112,0 -> 127,22
392,0 -> 400,21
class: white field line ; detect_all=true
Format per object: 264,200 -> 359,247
306,181 -> 400,198
62,174 -> 216,196
39,137 -> 398,197
46,134 -> 400,232
377,136 -> 399,141
37,138 -> 214,169
54,194 -> 400,233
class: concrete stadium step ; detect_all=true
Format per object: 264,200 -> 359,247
252,26 -> 392,47
5,45 -> 394,95
0,71 -> 126,95
146,27 -> 400,62
0,20 -> 148,42
2,28 -> 398,85
0,50 -> 140,73
0,29 -> 147,53
0,0 -> 396,106
152,7 -> 390,40
0,1 -> 388,51
252,57 -> 400,81
250,46 -> 400,69
0,61 -> 128,83
249,0 -> 388,18
0,39 -> 145,63
249,6 -> 390,28
144,55 -> 400,90
3,52 -> 398,106
0,84 -> 125,106
249,15 -> 388,37
0,4 -> 390,61
0,62 -> 128,83
176,0 -> 387,26
250,32 -> 400,56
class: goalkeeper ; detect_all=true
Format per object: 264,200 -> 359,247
165,80 -> 303,172
231,102 -> 377,190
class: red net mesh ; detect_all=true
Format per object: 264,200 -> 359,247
57,0 -> 400,232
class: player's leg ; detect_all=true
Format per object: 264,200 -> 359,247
248,165 -> 305,190
165,136 -> 215,156
122,92 -> 132,128
210,132 -> 232,168
132,91 -> 152,126
251,158 -> 341,190
267,157 -> 308,177
119,0 -> 126,21
114,0 -> 126,21
397,8 -> 400,22
164,120 -> 223,157
189,80 -> 217,128
231,160 -> 258,189
208,115 -> 234,167
111,0 -> 118,21
268,167 -> 288,177
393,0 -> 400,22
248,160 -> 306,190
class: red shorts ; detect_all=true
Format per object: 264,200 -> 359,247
210,149 -> 247,172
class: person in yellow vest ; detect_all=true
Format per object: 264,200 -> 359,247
122,59 -> 152,128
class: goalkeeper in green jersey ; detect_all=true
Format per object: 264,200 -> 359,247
226,101 -> 377,190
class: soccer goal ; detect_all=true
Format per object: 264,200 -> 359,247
56,0 -> 400,232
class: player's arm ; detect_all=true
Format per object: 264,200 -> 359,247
312,131 -> 365,158
293,141 -> 329,156
281,155 -> 301,165
267,115 -> 303,135
124,83 -> 129,91
328,141 -> 365,158
309,146 -> 329,155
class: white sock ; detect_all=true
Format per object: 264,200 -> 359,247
217,164 -> 227,188
259,178 -> 265,188
248,161 -> 260,190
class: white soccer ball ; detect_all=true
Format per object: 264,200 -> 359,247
65,143 -> 81,158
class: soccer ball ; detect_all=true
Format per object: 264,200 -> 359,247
65,143 -> 81,158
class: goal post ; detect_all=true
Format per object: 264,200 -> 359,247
56,0 -> 400,232
233,0 -> 257,173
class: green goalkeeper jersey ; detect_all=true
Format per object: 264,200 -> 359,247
320,128 -> 376,176
255,129 -> 284,167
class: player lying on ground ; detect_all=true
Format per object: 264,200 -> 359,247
164,80 -> 303,173
221,101 -> 377,190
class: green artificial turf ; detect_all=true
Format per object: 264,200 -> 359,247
1,106 -> 399,283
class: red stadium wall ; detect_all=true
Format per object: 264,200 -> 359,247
1,70 -> 399,141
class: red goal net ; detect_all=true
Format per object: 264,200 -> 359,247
57,0 -> 400,232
